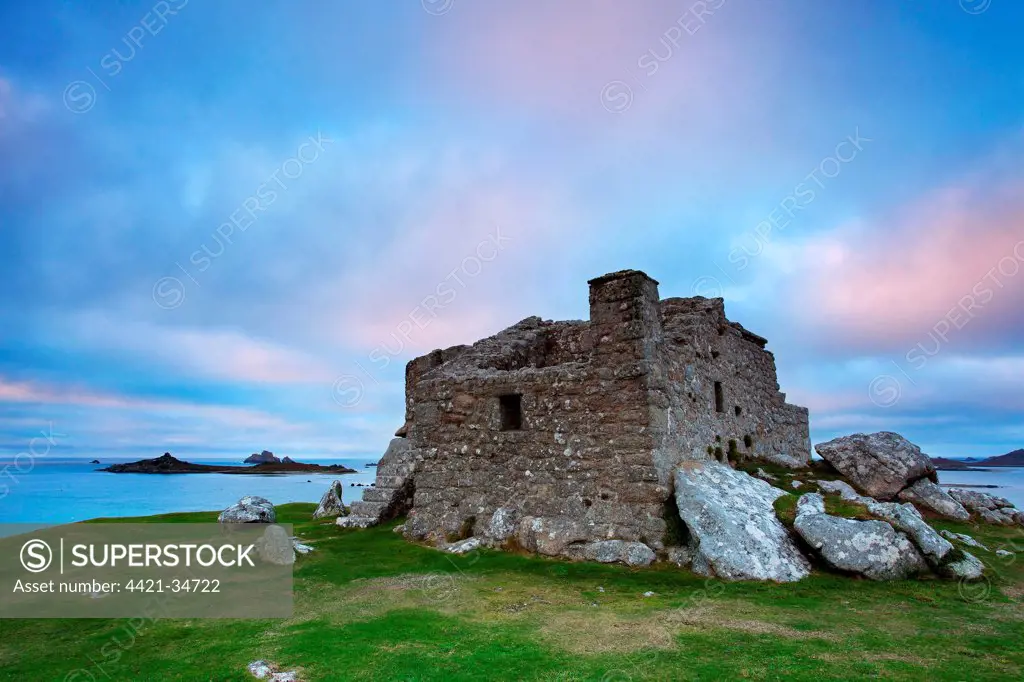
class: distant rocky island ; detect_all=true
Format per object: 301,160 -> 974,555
99,452 -> 356,475
931,448 -> 1024,471
243,450 -> 296,464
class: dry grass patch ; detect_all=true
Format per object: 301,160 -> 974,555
666,603 -> 839,641
536,608 -> 678,654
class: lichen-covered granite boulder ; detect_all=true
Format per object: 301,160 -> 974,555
794,493 -> 928,580
674,461 -> 810,582
948,488 -> 1024,526
814,432 -> 935,500
863,500 -> 953,565
312,480 -> 346,519
897,479 -> 970,521
219,495 -> 277,524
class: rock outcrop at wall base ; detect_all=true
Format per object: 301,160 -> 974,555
794,493 -> 928,581
674,461 -> 810,582
948,489 -> 1024,526
313,480 -> 346,519
815,432 -> 936,500
898,479 -> 970,521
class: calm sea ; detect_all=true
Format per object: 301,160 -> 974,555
0,458 -> 380,525
1,458 -> 1022,526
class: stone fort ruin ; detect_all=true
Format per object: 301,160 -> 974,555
343,269 -> 811,564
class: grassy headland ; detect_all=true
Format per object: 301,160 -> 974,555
2,502 -> 1023,681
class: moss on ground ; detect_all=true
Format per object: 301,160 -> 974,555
2,503 -> 1024,681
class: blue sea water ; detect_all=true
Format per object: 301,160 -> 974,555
0,458 -> 380,525
1,458 -> 1022,526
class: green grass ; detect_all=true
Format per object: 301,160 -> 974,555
2,503 -> 1024,681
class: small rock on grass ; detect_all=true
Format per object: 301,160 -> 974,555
248,661 -> 301,681
444,537 -> 481,554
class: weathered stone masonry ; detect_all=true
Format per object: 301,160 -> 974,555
392,270 -> 811,557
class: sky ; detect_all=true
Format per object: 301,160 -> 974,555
0,0 -> 1022,461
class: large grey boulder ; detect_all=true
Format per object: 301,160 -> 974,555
863,500 -> 953,565
814,432 -> 935,500
673,461 -> 810,582
312,480 -> 346,519
219,495 -> 276,523
948,488 -> 1024,526
794,493 -> 928,580
897,479 -> 970,521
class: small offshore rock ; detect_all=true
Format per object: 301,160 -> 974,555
219,495 -> 276,524
898,479 -> 970,521
312,480 -> 346,519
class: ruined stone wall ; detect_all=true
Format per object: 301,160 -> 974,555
400,270 -> 809,557
404,274 -> 670,552
656,297 -> 811,472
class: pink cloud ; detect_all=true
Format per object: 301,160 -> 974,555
67,315 -> 334,385
788,177 -> 1024,352
425,0 -> 753,125
0,376 -> 296,431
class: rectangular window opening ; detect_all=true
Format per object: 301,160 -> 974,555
714,382 -> 724,413
499,394 -> 523,431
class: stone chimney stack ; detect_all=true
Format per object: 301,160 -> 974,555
587,270 -> 663,367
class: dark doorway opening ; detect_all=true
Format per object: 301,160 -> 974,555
714,382 -> 724,413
